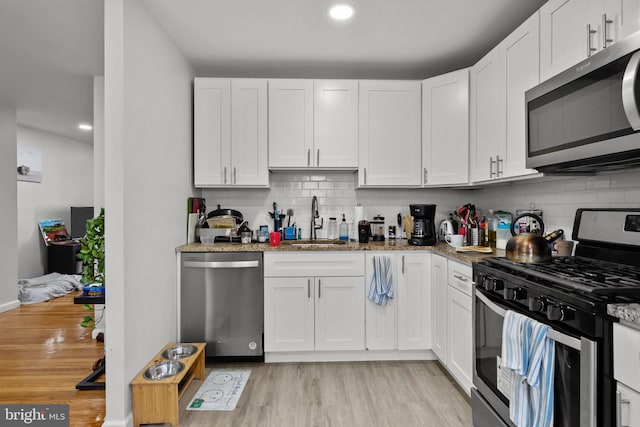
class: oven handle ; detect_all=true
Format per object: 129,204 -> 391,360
475,290 -> 581,350
475,289 -> 597,427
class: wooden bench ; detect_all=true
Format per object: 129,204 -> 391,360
130,342 -> 206,427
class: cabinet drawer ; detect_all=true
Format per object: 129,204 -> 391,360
264,252 -> 364,277
447,260 -> 473,296
614,322 -> 640,391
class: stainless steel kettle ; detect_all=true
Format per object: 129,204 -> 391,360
506,213 -> 564,263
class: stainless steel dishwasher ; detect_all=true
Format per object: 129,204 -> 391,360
180,252 -> 263,360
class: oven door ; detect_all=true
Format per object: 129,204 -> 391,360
473,288 -> 597,427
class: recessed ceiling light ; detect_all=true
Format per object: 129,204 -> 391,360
329,3 -> 355,21
78,123 -> 93,131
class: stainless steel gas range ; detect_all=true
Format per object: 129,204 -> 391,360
472,208 -> 640,427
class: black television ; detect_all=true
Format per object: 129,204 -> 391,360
70,207 -> 94,239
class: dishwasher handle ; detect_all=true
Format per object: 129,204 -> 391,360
183,260 -> 260,269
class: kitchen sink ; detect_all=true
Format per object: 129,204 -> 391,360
281,239 -> 347,247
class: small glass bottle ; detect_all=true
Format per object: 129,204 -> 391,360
327,217 -> 338,240
339,214 -> 349,241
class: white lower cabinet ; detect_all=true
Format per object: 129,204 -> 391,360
264,252 -> 365,352
364,252 -> 431,351
431,254 -> 448,361
397,252 -> 432,350
432,257 -> 473,395
614,322 -> 640,426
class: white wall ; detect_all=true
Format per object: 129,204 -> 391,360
0,100 -> 18,312
16,126 -> 93,279
202,169 -> 640,242
202,172 -> 475,239
94,76 -> 105,211
103,1 -> 194,426
475,169 -> 640,240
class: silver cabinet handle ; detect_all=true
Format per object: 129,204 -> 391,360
317,149 -> 320,167
617,390 -> 631,427
308,279 -> 311,298
489,157 -> 496,178
622,51 -> 640,130
496,155 -> 503,177
223,166 -> 228,184
603,14 -> 614,49
307,149 -> 311,166
233,166 -> 237,184
453,274 -> 468,282
402,256 -> 405,274
587,24 -> 597,57
364,168 -> 367,185
318,279 -> 322,298
423,168 -> 428,184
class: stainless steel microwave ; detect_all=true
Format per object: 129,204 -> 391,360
526,31 -> 640,173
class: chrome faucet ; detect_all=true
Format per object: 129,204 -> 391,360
311,195 -> 323,240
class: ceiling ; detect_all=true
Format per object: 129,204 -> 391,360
0,0 -> 548,144
0,0 -> 103,144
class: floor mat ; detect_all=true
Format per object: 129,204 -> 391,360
186,369 -> 251,411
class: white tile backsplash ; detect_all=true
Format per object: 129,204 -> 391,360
200,168 -> 640,241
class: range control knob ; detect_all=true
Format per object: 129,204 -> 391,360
504,287 -> 526,301
483,278 -> 504,291
547,304 -> 574,322
528,297 -> 546,313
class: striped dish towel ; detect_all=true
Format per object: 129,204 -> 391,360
502,310 -> 554,427
368,256 -> 393,305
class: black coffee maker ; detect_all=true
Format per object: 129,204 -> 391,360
408,204 -> 437,246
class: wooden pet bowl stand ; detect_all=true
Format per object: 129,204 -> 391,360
130,342 -> 206,427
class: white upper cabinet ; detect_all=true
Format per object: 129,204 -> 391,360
540,0 -> 593,82
541,0 -> 640,82
268,79 -> 314,168
470,44 -> 505,183
470,12 -> 540,183
268,79 -> 358,169
231,80 -> 269,186
194,78 -> 268,187
359,81 -> 422,187
422,69 -> 469,186
503,11 -> 540,178
314,80 -> 359,168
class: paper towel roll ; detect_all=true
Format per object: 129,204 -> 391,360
353,205 -> 364,225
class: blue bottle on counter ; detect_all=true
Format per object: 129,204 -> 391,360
339,214 -> 349,241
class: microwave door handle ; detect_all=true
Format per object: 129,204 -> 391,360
621,50 -> 640,130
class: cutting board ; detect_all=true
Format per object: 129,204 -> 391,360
455,245 -> 493,254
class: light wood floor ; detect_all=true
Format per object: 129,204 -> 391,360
0,292 -> 472,427
177,360 -> 472,427
0,292 -> 105,427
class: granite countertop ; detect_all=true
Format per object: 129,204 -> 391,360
608,304 -> 640,328
176,239 -> 503,265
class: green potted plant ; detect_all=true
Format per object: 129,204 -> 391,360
77,208 -> 105,328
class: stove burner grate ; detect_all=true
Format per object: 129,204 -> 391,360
485,256 -> 640,296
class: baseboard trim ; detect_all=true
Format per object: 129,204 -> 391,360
100,412 -> 133,427
0,299 -> 20,314
265,349 -> 436,363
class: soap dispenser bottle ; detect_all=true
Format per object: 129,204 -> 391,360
339,214 -> 349,241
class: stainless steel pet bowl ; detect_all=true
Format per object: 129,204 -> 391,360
161,344 -> 198,360
143,360 -> 185,380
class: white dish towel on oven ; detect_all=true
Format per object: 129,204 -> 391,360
367,256 -> 393,305
502,310 -> 555,427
